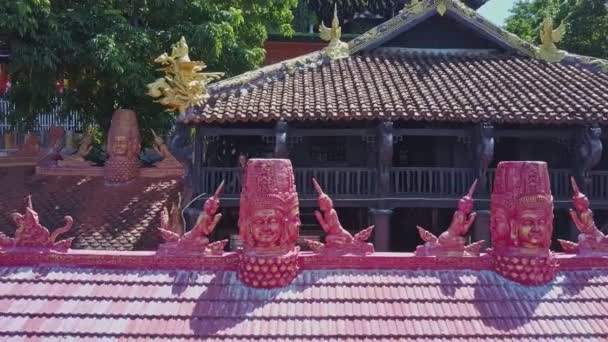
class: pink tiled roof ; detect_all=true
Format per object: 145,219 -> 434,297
1,265 -> 607,340
0,166 -> 182,251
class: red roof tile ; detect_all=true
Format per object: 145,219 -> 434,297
0,265 -> 607,340
190,51 -> 608,125
0,166 -> 182,251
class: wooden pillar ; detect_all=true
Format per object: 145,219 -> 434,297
274,119 -> 289,158
169,122 -> 193,191
377,121 -> 394,196
370,208 -> 393,252
573,125 -> 603,194
472,122 -> 494,197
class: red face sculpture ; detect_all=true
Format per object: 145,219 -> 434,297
238,159 -> 300,252
250,209 -> 283,246
490,161 -> 557,285
104,109 -> 141,183
491,161 -> 554,251
511,204 -> 552,250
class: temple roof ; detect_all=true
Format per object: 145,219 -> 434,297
187,0 -> 608,126
307,0 -> 489,26
0,254 -> 607,340
0,166 -> 181,251
190,51 -> 608,125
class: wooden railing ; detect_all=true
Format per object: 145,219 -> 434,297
197,167 -> 376,198
390,167 -> 475,197
590,171 -> 608,199
295,167 -> 376,197
197,167 -> 241,196
197,166 -> 607,201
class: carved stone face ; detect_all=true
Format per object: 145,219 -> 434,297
511,208 -> 552,250
250,209 -> 283,247
112,136 -> 128,156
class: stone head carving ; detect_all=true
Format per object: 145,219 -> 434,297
237,159 -> 301,288
104,109 -> 141,183
238,159 -> 300,252
107,110 -> 140,159
490,161 -> 557,285
491,161 -> 554,252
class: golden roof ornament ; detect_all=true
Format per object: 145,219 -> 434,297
537,17 -> 567,63
437,0 -> 448,16
147,37 -> 224,114
319,4 -> 350,59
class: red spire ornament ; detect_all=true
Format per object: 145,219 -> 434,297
558,177 -> 608,255
157,181 -> 228,255
305,177 -> 374,255
415,179 -> 484,256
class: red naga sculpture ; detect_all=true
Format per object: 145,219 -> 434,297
489,161 -> 558,286
305,177 -> 374,255
415,179 -> 484,257
157,182 -> 227,255
0,196 -> 74,251
237,159 -> 300,288
558,177 -> 608,255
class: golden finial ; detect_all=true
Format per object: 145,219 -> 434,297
537,17 -> 566,63
147,37 -> 224,114
437,0 -> 447,16
319,4 -> 350,59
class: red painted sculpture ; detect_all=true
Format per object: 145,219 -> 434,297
558,177 -> 608,255
38,126 -> 65,167
489,161 -> 558,285
415,180 -> 484,256
157,182 -> 227,255
237,159 -> 300,288
0,196 -> 74,251
305,177 -> 374,255
104,109 -> 141,184
14,132 -> 41,157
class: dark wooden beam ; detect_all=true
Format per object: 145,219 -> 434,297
394,128 -> 468,137
495,129 -> 573,138
198,127 -> 274,136
289,128 -> 374,137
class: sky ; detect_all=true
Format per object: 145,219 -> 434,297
477,0 -> 518,26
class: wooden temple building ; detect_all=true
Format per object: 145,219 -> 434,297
173,1 -> 608,252
1,2 -> 608,340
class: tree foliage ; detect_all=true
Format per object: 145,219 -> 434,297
505,0 -> 608,59
0,0 -> 297,136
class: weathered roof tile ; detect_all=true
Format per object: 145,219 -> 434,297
192,51 -> 608,125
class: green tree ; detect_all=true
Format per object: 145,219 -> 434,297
0,0 -> 297,137
505,0 -> 608,59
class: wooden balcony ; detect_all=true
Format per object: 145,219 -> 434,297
196,167 -> 608,206
196,167 -> 375,198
